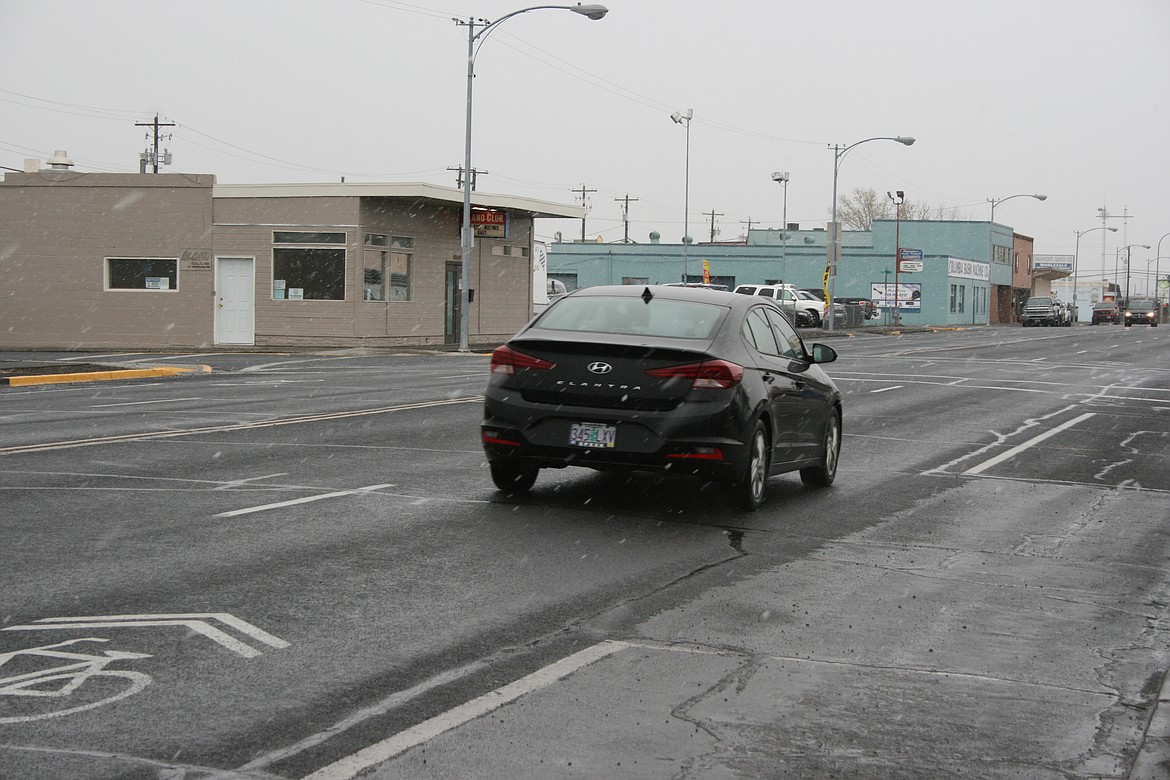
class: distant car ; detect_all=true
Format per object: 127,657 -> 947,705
1123,299 -> 1158,327
483,284 -> 843,510
732,284 -> 816,327
1091,301 -> 1120,325
795,289 -> 847,327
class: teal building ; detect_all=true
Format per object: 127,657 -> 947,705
548,220 -> 1018,327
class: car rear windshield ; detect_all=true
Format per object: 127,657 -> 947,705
537,297 -> 724,339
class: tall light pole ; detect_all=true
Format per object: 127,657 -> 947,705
828,135 -> 915,332
671,108 -> 694,282
988,193 -> 1047,223
1121,244 -> 1150,303
455,4 -> 608,351
771,171 -> 789,283
1073,225 -> 1117,322
1156,232 -> 1170,312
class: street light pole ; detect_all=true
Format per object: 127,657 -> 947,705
988,193 -> 1047,223
771,171 -> 789,283
828,135 -> 915,332
671,109 -> 694,282
1121,243 -> 1150,303
1156,232 -> 1170,312
1073,225 -> 1117,322
455,4 -> 608,352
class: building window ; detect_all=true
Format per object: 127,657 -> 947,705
622,277 -> 650,285
389,236 -> 412,301
106,257 -> 178,291
949,284 -> 957,312
272,231 -> 347,300
363,249 -> 388,301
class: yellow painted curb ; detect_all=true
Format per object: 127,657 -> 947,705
3,365 -> 211,387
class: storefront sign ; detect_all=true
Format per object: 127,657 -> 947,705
471,209 -> 507,238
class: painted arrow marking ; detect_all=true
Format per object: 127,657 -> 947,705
2,613 -> 289,659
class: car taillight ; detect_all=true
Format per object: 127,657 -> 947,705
490,345 -> 556,374
646,359 -> 744,389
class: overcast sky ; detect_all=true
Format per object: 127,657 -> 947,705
3,0 -> 1168,281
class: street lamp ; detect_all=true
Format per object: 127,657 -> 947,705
1156,232 -> 1170,310
1121,244 -> 1150,303
771,171 -> 789,283
1073,225 -> 1117,322
988,193 -> 1047,223
455,3 -> 608,351
828,135 -> 915,332
671,108 -> 694,282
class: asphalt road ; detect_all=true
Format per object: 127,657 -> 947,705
1,325 -> 1169,779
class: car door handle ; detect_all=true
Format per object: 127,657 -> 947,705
761,373 -> 774,383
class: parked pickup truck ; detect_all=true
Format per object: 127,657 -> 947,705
1021,296 -> 1072,327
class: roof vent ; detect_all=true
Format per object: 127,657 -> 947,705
46,150 -> 74,169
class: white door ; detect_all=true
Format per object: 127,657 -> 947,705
216,257 -> 255,345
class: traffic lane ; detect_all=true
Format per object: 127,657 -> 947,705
381,482 -> 1170,779
363,399 -> 1170,779
0,363 -> 489,454
1,401 -> 761,776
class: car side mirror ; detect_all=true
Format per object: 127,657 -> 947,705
807,343 -> 838,364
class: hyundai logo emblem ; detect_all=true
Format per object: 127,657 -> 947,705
587,362 -> 613,375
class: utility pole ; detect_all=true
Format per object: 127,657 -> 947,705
740,217 -> 755,239
135,114 -> 176,173
571,184 -> 596,242
1098,205 -> 1132,287
447,166 -> 488,191
614,193 -> 638,243
705,209 -> 723,243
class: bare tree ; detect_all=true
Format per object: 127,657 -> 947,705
833,187 -> 968,229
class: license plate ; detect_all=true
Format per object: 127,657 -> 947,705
569,422 -> 616,449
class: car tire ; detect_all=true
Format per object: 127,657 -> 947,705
489,462 -> 538,493
800,411 -> 841,488
805,310 -> 821,328
726,421 -> 769,511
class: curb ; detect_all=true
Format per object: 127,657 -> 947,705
0,365 -> 211,387
1131,669 -> 1170,779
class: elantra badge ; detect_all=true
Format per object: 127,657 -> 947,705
587,362 -> 613,375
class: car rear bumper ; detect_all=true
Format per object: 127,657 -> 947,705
482,397 -> 751,483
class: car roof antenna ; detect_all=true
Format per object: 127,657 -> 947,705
641,287 -> 654,304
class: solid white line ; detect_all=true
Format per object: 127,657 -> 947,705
215,484 -> 394,517
869,386 -> 902,393
302,641 -> 629,780
88,398 -> 202,408
963,412 -> 1095,475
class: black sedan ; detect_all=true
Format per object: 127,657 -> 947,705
482,285 -> 842,510
1123,299 -> 1159,327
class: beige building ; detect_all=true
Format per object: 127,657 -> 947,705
0,160 -> 580,350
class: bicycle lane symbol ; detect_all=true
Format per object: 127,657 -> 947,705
1,613 -> 289,724
0,638 -> 152,724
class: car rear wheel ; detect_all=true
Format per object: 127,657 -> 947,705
489,462 -> 538,493
725,421 -> 769,511
800,411 -> 841,488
